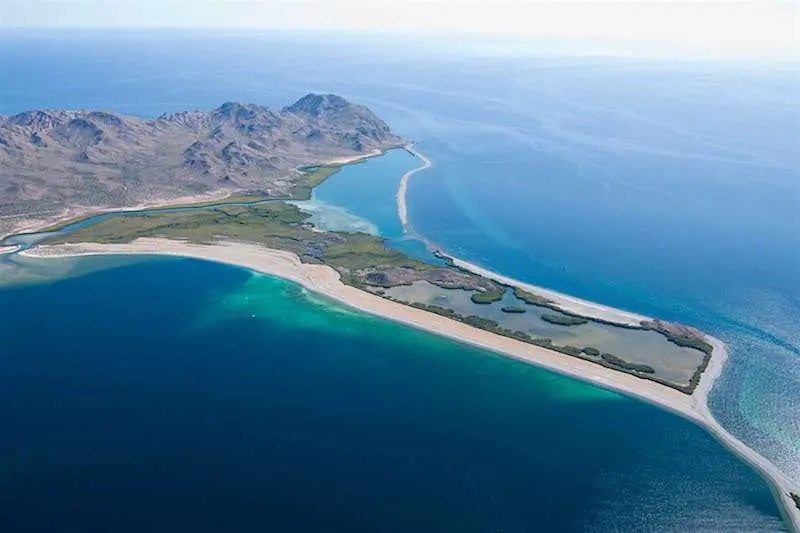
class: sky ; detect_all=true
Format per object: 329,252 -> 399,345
1,0 -> 798,58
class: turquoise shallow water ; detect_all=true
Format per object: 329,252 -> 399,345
0,258 -> 788,531
0,30 -> 798,529
311,148 -> 418,238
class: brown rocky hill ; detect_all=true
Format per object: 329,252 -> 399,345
0,93 -> 402,219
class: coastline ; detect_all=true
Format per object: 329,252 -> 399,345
0,146 -> 393,242
20,238 -> 800,531
324,148 -> 384,166
5,142 -> 797,529
395,146 -> 646,329
397,144 -> 432,234
0,244 -> 20,255
392,146 -> 799,530
447,256 -> 647,328
0,190 -> 237,242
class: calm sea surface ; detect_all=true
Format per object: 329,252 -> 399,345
0,30 -> 797,530
0,258 -> 787,531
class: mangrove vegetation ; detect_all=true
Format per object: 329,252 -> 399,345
42,193 -> 713,395
540,313 -> 589,326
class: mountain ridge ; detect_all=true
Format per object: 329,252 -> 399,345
0,94 -> 403,222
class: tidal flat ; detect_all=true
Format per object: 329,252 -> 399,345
382,280 -> 705,386
33,198 -> 712,394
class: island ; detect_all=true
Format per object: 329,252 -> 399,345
540,313 -> 590,326
1,94 -> 798,531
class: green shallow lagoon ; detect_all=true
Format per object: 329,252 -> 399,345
0,257 -> 788,532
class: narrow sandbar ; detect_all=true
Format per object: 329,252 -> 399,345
392,147 -> 799,528
397,144 -> 432,234
0,244 -> 20,255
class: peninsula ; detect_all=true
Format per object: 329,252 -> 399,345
2,96 -> 798,531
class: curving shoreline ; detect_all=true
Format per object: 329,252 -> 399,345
19,238 -> 799,530
397,144 -> 432,234
0,244 -> 20,255
0,148 -> 390,244
324,148 -> 385,166
393,147 -> 799,531
6,143 -> 798,529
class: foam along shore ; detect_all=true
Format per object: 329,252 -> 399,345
20,238 -> 800,530
396,147 -> 645,329
394,147 -> 799,529
397,144 -> 432,234
0,244 -> 20,255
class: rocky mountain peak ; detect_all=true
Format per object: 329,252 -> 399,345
211,102 -> 283,132
284,93 -> 393,144
0,94 -> 404,218
213,102 -> 258,120
7,110 -> 65,129
284,94 -> 351,117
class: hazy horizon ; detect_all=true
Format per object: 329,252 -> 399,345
1,29 -> 799,65
2,0 -> 798,60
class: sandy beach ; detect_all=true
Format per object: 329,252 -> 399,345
395,147 -> 646,328
7,140 -> 798,528
324,148 -> 384,166
390,147 -> 799,527
0,244 -> 21,255
397,144 -> 432,234
20,238 -> 799,530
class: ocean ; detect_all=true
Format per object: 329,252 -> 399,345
0,258 -> 787,531
0,29 -> 797,530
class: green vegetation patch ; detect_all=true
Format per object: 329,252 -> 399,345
405,302 -> 667,380
292,164 -> 342,200
43,194 -> 710,396
470,289 -> 504,305
40,195 -> 275,233
659,329 -> 713,355
45,200 -> 433,287
323,237 -> 423,271
600,353 -> 655,374
513,287 -> 554,307
641,320 -> 714,355
410,302 -> 533,344
47,202 -> 326,257
541,313 -> 589,326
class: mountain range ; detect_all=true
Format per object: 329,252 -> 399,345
0,93 -> 402,226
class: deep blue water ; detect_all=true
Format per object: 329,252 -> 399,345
0,258 -> 788,532
0,29 -> 798,529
